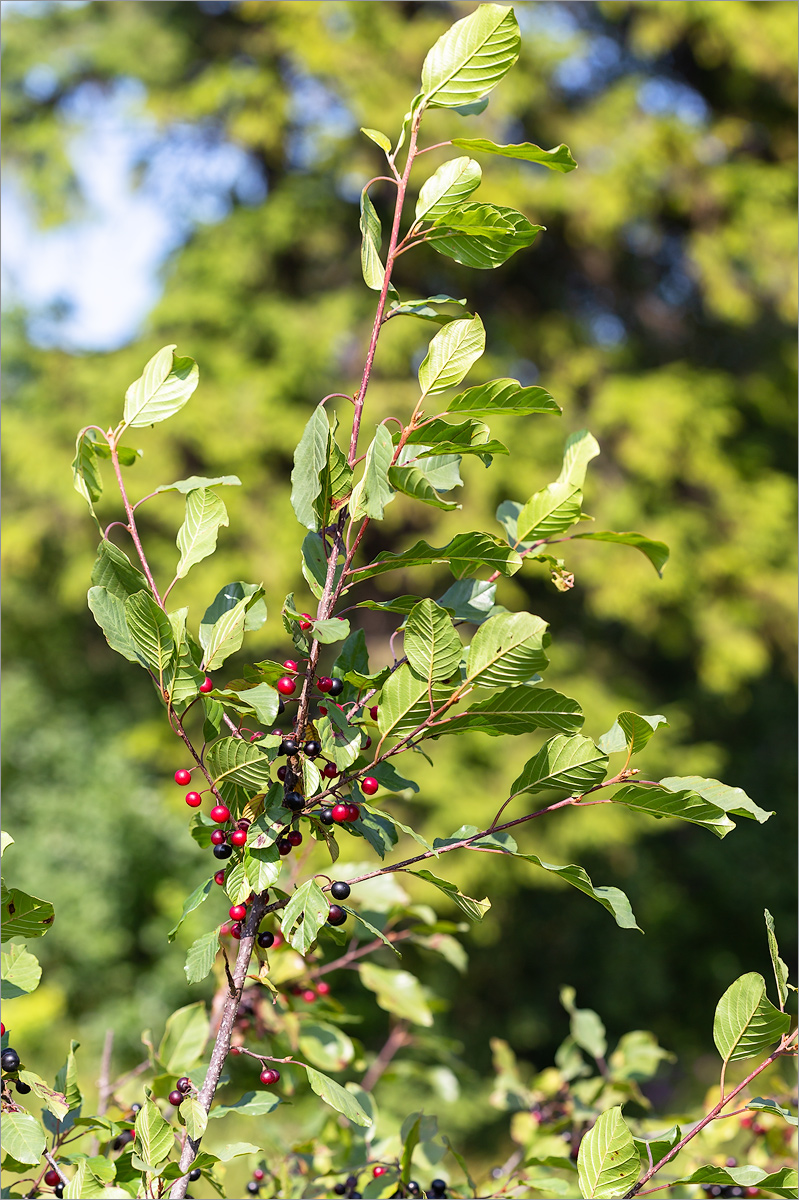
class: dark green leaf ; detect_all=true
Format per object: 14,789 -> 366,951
124,590 -> 175,676
87,586 -> 144,666
431,203 -> 543,269
448,686 -> 583,736
91,539 -> 149,600
765,909 -> 790,1009
302,532 -> 343,600
611,782 -> 736,838
438,578 -> 498,622
352,532 -> 522,582
511,734 -> 608,796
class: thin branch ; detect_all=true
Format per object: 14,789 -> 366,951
108,440 -> 164,605
361,1021 -> 411,1092
310,929 -> 413,978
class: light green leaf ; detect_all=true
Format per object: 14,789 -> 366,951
165,607 -> 205,705
123,344 -> 199,429
613,1032 -> 674,1083
181,1096 -> 207,1141
184,930 -> 220,985
404,416 -> 508,461
71,429 -> 105,516
281,878 -> 329,954
452,137 -> 577,172
447,377 -> 561,417
597,712 -> 668,756
431,203 -> 543,269
63,1161 -> 107,1200
304,1064 -> 372,1126
1,886 -> 55,942
55,1040 -> 82,1110
167,878 -> 213,942
208,1091 -> 281,1119
405,599 -> 463,683
671,1166 -> 798,1194
377,663 -> 452,738
207,737 -> 275,799
577,1106 -> 639,1199
713,972 -> 790,1064
572,530 -> 670,576
158,1002 -> 209,1073
87,586 -> 145,665
361,126 -> 392,153
200,581 -> 267,642
298,1021 -> 355,1072
517,482 -> 582,541
17,1070 -> 69,1120
438,578 -> 497,622
354,532 -> 522,582
1,1111 -> 46,1164
661,776 -> 773,824
421,3 -> 520,109
466,610 -> 549,687
611,782 -> 736,838
302,532 -> 343,600
449,686 -> 583,736
389,461 -> 460,511
306,616 -> 351,644
1,942 -> 42,998
560,986 -> 608,1059
200,589 -> 265,672
418,314 -> 485,398
746,1097 -> 798,1126
243,846 -> 281,893
175,488 -> 229,579
154,474 -> 241,495
133,1093 -> 174,1170
387,294 -> 469,324
360,185 -> 384,290
410,869 -> 490,921
290,406 -> 330,531
415,156 -> 481,222
124,590 -> 175,676
316,710 -> 362,771
1,831 -> 13,858
558,429 -> 600,488
313,418 -> 353,528
359,963 -> 434,1027
765,909 -> 790,1009
511,734 -> 608,796
218,682 -> 280,727
350,424 -> 395,521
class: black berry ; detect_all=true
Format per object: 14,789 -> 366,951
283,791 -> 304,811
15,1080 -> 31,1094
303,740 -> 321,758
176,1076 -> 192,1094
213,843 -> 233,859
319,807 -> 335,826
257,931 -> 275,949
330,880 -> 351,900
345,1179 -> 358,1190
327,905 -> 347,926
54,1188 -> 64,1200
1,1048 -> 20,1072
188,1169 -> 201,1181
431,1182 -> 446,1191
281,736 -> 299,755
246,1184 -> 260,1195
277,837 -> 292,855
328,677 -> 344,696
333,1187 -> 346,1197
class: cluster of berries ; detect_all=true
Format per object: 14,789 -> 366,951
701,1187 -> 755,1198
168,1075 -> 194,1108
290,979 -> 332,1003
43,1168 -> 64,1197
245,1165 -> 267,1194
333,1176 -> 445,1199
1,1041 -> 31,1098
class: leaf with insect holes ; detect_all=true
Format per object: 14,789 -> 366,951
421,3 -> 520,109
123,344 -> 198,429
1,885 -> 55,942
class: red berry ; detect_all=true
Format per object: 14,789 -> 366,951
287,830 -> 303,847
211,829 -> 226,845
362,735 -> 372,750
302,989 -> 317,1003
260,1067 -> 280,1085
254,1169 -> 265,1181
316,980 -> 330,996
229,904 -> 247,921
214,870 -> 226,886
299,614 -> 313,631
44,1170 -> 60,1187
369,705 -> 378,720
229,1046 -> 242,1055
176,1076 -> 192,1094
1,1023 -> 5,1035
174,769 -> 192,785
331,803 -> 350,823
185,791 -> 202,808
230,829 -> 247,847
168,1090 -> 184,1106
277,765 -> 287,782
373,1166 -> 388,1178
272,932 -> 284,948
322,762 -> 339,779
277,677 -> 296,696
317,677 -> 333,693
346,803 -> 360,821
210,804 -> 231,823
230,923 -> 242,939
361,777 -> 378,796
327,904 -> 347,926
220,923 -> 231,936
199,676 -> 214,693
318,705 -> 327,715
282,660 -> 299,672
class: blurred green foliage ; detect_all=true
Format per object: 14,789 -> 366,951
1,0 -> 796,1154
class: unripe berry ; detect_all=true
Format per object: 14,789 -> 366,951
327,905 -> 347,926
250,731 -> 264,743
272,932 -> 284,948
319,807 -> 334,825
230,923 -> 242,939
220,923 -> 231,936
229,1046 -> 242,1055
229,904 -> 247,922
175,769 -> 192,785
44,1170 -> 61,1187
253,1169 -> 265,1182
277,837 -> 292,855
199,676 -> 213,693
331,803 -> 350,823
316,980 -> 330,996
210,804 -> 231,823
298,614 -> 313,631
185,792 -> 202,808
346,803 -> 360,822
213,843 -> 233,859
328,677 -> 344,697
277,765 -> 287,782
369,705 -> 378,720
260,1067 -> 280,1085
287,830 -> 303,847
361,777 -> 378,796
211,829 -> 226,845
176,1076 -> 192,1094
276,677 -> 296,696
322,762 -> 339,779
317,677 -> 333,693
303,740 -> 321,758
302,989 -> 317,1003
213,870 -> 226,887
230,829 -> 247,847
257,931 -> 274,949
283,791 -> 304,812
331,880 -> 351,900
168,1090 -> 184,1107
373,1166 -> 388,1178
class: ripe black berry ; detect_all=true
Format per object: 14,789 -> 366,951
345,1179 -> 358,1190
1,1048 -> 20,1072
303,740 -> 321,758
257,931 -> 275,949
327,905 -> 347,926
188,1169 -> 201,1182
283,791 -> 304,811
168,1089 -> 184,1106
319,807 -> 334,825
213,843 -> 233,859
280,736 -> 299,756
277,837 -> 292,855
176,1076 -> 192,1094
330,881 -> 351,900
333,1186 -> 346,1196
246,1184 -> 260,1195
54,1187 -> 65,1200
15,1080 -> 31,1094
328,677 -> 344,696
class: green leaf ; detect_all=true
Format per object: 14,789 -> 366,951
368,761 -> 419,793
199,580 -> 267,641
165,607 -> 205,705
387,294 -> 469,324
661,776 -> 773,824
243,846 -> 282,893
560,986 -> 608,1059
361,800 -> 436,857
154,474 -> 241,494
511,734 -> 608,796
313,418 -> 353,528
281,878 -> 329,954
298,1021 -> 356,1072
576,1106 -> 639,1199
181,1096 -> 207,1141
572,531 -> 670,576
765,909 -> 790,1009
305,616 -> 351,644
421,3 -> 520,109
217,682 -> 280,727
208,1091 -> 281,1119
123,344 -> 199,429
290,406 -> 330,531
431,204 -> 543,269
405,599 -> 463,683
168,877 -> 213,942
87,586 -> 145,666
302,532 -> 343,600
344,905 -> 402,957
388,462 -> 460,511
349,424 -> 395,522
746,1097 -> 798,1126
438,578 -> 497,622
359,963 -> 434,1027
354,532 -> 522,582
133,1093 -> 174,1170
377,663 -> 452,738
185,929 -> 220,985
91,539 -> 149,599
1,885 -> 55,941
354,805 -> 399,859
304,1064 -> 372,1127
410,869 -> 490,921
611,1031 -> 675,1082
1,830 -> 13,858
1,942 -> 42,998
418,314 -> 485,398
200,587 -> 266,672
447,377 -> 561,417
452,138 -> 577,172
360,185 -> 384,291
316,710 -> 362,771
466,611 -> 549,687
415,156 -> 481,222
450,686 -> 583,736
16,1070 -> 69,1120
124,590 -> 174,677
517,482 -> 583,541
1,1111 -> 46,1165
597,712 -> 668,756
175,488 -> 229,579
207,737 -> 276,802
611,782 -> 736,838
63,1161 -> 108,1200
158,1003 -> 209,1073
404,416 -> 508,461
55,1040 -> 82,1110
361,126 -> 392,153
558,429 -> 600,488
671,1165 -> 798,1194
71,429 -> 105,517
713,972 -> 790,1064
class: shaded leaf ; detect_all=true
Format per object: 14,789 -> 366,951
304,1064 -> 372,1126
87,586 -> 145,665
612,782 -> 736,838
431,203 -> 543,269
765,909 -> 790,1009
353,532 -> 522,582
713,972 -> 790,1064
449,686 -> 583,736
388,462 -> 461,511
359,963 -> 434,1027
281,878 -> 329,954
360,185 -> 384,290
